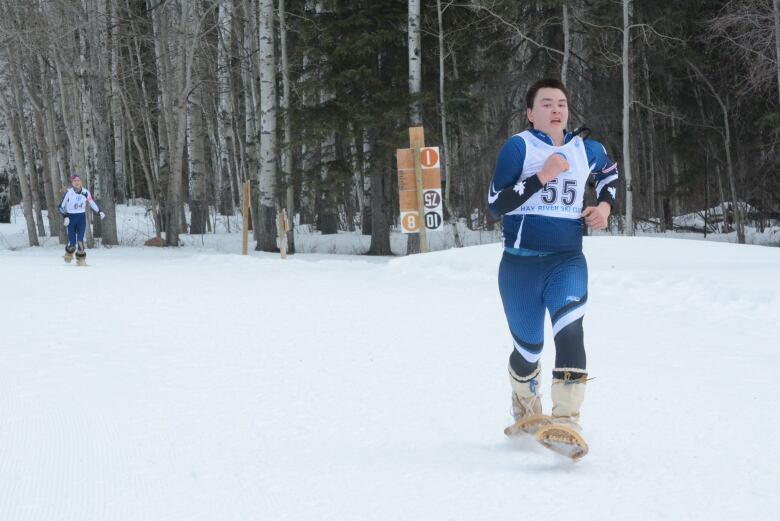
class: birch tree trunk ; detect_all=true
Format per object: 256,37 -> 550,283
120,87 -> 162,236
125,5 -> 164,235
407,0 -> 422,254
33,110 -> 58,237
110,0 -> 127,204
87,0 -> 118,245
622,0 -> 634,235
54,55 -> 87,187
189,1 -> 215,236
43,90 -> 68,244
436,0 -> 450,212
5,62 -> 45,239
775,0 -> 780,105
408,0 -> 422,125
189,76 -> 209,235
256,0 -> 278,251
228,9 -> 244,212
43,83 -> 68,244
44,64 -> 69,190
13,87 -> 47,238
360,130 -> 372,235
561,3 -> 571,86
19,51 -> 63,239
241,0 -> 259,240
152,0 -> 199,245
278,0 -> 295,253
217,0 -> 236,216
5,111 -> 39,246
436,0 -> 460,247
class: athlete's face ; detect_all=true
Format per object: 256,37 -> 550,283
527,87 -> 568,138
71,177 -> 82,190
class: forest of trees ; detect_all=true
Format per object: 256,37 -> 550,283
0,0 -> 777,254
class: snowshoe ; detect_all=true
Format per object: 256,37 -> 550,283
504,414 -> 553,436
534,423 -> 589,460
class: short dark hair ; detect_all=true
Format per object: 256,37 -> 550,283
526,78 -> 569,109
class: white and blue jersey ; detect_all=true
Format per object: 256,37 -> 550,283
58,187 -> 101,247
58,188 -> 101,216
492,128 -> 619,382
488,128 -> 619,252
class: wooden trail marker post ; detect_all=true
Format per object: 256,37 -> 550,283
242,180 -> 250,255
396,127 -> 444,254
277,208 -> 289,259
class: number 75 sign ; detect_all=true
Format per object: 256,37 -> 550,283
396,146 -> 444,233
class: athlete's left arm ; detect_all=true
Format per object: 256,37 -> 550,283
85,190 -> 101,214
584,139 -> 619,209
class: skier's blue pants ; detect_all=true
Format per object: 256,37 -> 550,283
66,213 -> 86,248
498,250 -> 588,378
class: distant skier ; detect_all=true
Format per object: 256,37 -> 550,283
488,78 -> 619,459
58,174 -> 106,265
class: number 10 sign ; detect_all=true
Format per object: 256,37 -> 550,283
396,146 -> 444,233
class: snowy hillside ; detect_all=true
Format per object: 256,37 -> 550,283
1,235 -> 778,521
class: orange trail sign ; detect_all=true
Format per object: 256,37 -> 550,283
396,146 -> 444,233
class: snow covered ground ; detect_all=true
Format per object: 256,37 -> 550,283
0,204 -> 503,254
1,207 -> 779,519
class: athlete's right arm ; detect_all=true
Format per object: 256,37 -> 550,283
488,136 -> 544,218
488,137 -> 568,217
58,190 -> 70,216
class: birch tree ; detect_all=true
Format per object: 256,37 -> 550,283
240,0 -> 259,241
278,0 -> 294,253
256,0 -> 278,251
0,79 -> 39,245
189,45 -> 209,235
623,0 -> 634,235
217,0 -> 235,216
151,0 -> 201,246
15,39 -> 64,240
407,0 -> 422,254
86,0 -> 119,245
776,0 -> 780,104
562,2 -> 571,85
110,0 -> 127,204
408,0 -> 422,125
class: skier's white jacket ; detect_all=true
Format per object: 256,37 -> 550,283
488,128 -> 619,252
58,188 -> 101,216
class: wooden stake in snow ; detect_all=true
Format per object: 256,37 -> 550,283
411,128 -> 429,253
396,127 -> 444,254
242,180 -> 250,256
277,208 -> 289,259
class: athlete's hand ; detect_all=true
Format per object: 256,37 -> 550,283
538,153 -> 570,184
99,211 -> 106,220
63,217 -> 70,227
582,202 -> 611,230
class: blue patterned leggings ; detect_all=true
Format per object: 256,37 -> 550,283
498,250 -> 588,379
